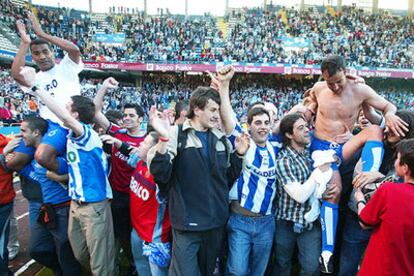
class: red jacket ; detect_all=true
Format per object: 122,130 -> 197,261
0,134 -> 15,205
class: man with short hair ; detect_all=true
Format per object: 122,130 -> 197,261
18,117 -> 81,275
274,113 -> 323,276
93,78 -> 146,271
210,66 -> 280,275
304,55 -> 407,272
148,87 -> 249,276
9,12 -> 82,176
20,67 -> 115,275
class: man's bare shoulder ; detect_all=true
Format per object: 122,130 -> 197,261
312,81 -> 327,93
347,81 -> 376,96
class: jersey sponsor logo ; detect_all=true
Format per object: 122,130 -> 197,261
67,151 -> 77,163
114,150 -> 129,161
245,163 -> 277,178
130,177 -> 150,201
48,129 -> 58,137
44,79 -> 58,93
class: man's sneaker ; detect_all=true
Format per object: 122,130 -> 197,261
319,252 -> 334,274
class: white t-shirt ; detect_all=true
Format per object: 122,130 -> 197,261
23,55 -> 83,125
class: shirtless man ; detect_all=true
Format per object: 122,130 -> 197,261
304,55 -> 408,273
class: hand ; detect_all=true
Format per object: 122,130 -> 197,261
100,134 -> 122,148
333,123 -> 352,144
149,106 -> 170,139
346,74 -> 365,84
353,171 -> 384,188
354,187 -> 365,202
19,66 -> 37,87
16,20 -> 31,44
102,77 -> 119,90
27,11 -> 44,36
207,65 -> 235,91
4,136 -> 22,155
384,113 -> 409,137
234,132 -> 250,156
333,131 -> 353,144
217,65 -> 235,83
322,183 -> 340,200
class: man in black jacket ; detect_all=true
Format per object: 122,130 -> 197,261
148,87 -> 249,276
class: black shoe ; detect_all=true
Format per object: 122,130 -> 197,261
319,253 -> 334,274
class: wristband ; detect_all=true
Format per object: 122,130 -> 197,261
159,136 -> 169,143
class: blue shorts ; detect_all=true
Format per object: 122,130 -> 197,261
14,120 -> 68,157
309,136 -> 343,170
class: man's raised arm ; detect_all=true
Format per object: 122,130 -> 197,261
93,77 -> 119,133
28,11 -> 81,63
11,20 -> 32,87
209,66 -> 236,135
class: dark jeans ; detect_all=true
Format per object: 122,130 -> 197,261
338,209 -> 372,276
111,190 -> 132,262
29,205 -> 81,275
170,226 -> 225,276
273,219 -> 321,276
0,202 -> 13,276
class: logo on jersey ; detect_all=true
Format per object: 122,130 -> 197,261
67,151 -> 77,163
130,177 -> 150,201
48,129 -> 58,137
45,79 -> 58,96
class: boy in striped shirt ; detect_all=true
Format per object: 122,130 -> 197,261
20,67 -> 115,275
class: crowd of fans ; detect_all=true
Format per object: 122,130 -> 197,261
1,66 -> 414,126
0,1 -> 413,68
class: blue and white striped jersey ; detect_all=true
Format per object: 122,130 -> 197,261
66,124 -> 112,202
228,123 -> 282,215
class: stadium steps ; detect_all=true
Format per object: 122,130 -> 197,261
278,9 -> 289,29
0,22 -> 21,47
216,17 -> 228,39
10,0 -> 27,8
326,5 -> 336,16
90,13 -> 112,33
0,32 -> 18,52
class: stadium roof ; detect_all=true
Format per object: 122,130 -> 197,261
32,0 -> 412,15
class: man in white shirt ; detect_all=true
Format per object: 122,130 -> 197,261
9,11 -> 82,175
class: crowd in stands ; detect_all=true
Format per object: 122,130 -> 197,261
0,1 -> 413,68
1,65 -> 414,126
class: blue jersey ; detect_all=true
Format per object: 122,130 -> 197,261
66,124 -> 112,202
20,160 -> 70,205
228,123 -> 282,215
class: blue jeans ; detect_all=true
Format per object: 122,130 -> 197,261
226,213 -> 275,276
28,201 -> 42,230
0,202 -> 13,275
273,219 -> 321,276
29,205 -> 81,275
338,209 -> 372,276
131,229 -> 168,276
